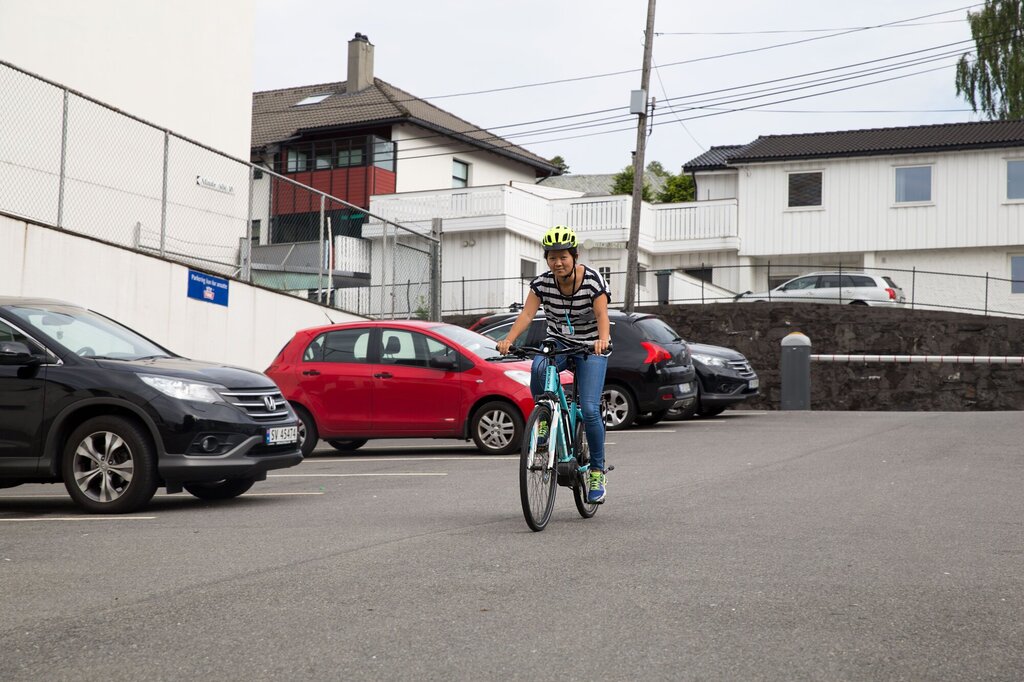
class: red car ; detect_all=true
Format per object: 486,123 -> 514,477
266,320 -> 544,456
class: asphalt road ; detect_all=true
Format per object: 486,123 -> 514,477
1,411 -> 1021,681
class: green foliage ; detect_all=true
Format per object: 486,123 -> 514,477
549,155 -> 570,174
610,165 -> 653,202
955,0 -> 1024,119
645,160 -> 670,178
655,173 -> 695,203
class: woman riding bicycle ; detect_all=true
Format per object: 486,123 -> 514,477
496,225 -> 611,503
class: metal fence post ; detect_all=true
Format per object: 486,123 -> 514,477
701,261 -> 705,304
911,266 -> 916,310
430,218 -> 442,321
57,89 -> 69,229
243,165 -> 255,282
318,194 -> 326,302
767,260 -> 772,301
160,131 -> 169,258
985,272 -> 989,316
780,332 -> 812,410
462,276 -> 466,315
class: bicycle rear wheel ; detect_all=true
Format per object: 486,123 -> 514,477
520,404 -> 558,532
572,420 -> 599,519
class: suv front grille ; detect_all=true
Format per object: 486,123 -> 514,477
219,388 -> 290,421
729,360 -> 755,378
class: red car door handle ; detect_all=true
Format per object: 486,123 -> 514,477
302,369 -> 321,376
374,372 -> 392,379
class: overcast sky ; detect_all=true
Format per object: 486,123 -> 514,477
253,1 -> 980,175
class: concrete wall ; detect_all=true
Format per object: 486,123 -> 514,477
0,0 -> 254,158
1,215 -> 362,371
645,303 -> 1024,412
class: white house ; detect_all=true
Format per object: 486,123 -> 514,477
363,119 -> 1024,318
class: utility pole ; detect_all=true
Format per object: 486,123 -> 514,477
623,0 -> 656,312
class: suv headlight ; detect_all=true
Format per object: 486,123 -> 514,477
139,375 -> 225,403
690,353 -> 729,369
504,370 -> 532,387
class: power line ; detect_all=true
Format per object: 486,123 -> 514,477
253,4 -> 982,118
655,18 -> 968,36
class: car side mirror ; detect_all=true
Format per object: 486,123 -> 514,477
429,355 -> 458,371
0,341 -> 35,366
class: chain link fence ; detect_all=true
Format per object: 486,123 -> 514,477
439,263 -> 1024,319
0,60 -> 439,319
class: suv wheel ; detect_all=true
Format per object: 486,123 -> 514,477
470,400 -> 523,455
184,478 -> 255,500
62,416 -> 158,514
602,384 -> 637,431
293,405 -> 319,458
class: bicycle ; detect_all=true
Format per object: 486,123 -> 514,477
498,338 -> 612,532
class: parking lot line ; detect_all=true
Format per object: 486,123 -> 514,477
0,516 -> 155,522
269,473 -> 448,478
625,429 -> 677,434
307,456 -> 516,463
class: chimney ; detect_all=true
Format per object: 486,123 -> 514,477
347,33 -> 374,92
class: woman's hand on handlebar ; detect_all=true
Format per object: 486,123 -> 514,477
594,338 -> 611,356
496,338 -> 513,355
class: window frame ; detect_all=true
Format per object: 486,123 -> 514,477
893,164 -> 934,206
1010,255 -> 1024,294
452,159 -> 470,188
1006,158 -> 1024,203
785,171 -> 824,210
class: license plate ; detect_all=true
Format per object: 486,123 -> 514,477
749,378 -> 759,389
265,426 -> 298,445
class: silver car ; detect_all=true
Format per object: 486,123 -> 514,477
737,272 -> 906,306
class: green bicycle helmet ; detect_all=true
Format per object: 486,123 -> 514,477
541,225 -> 578,252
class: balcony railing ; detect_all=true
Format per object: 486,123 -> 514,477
370,186 -> 738,243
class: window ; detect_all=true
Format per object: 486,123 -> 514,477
314,142 -> 333,170
250,219 -> 261,245
818,275 -> 841,289
373,139 -> 396,172
780,276 -> 818,291
452,160 -> 470,188
304,328 -> 371,363
1009,160 -> 1024,200
847,275 -> 876,287
637,265 -> 648,288
295,94 -> 330,106
895,166 -> 932,203
788,172 -> 822,207
1012,256 -> 1024,294
0,320 -> 44,355
598,266 -> 612,290
286,148 -> 308,173
338,145 -> 364,168
520,258 -> 536,281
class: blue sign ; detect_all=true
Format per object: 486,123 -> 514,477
187,270 -> 229,307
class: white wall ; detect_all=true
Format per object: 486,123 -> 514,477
1,215 -> 362,370
392,123 -> 539,193
736,147 -> 1024,257
0,0 -> 254,158
693,170 -> 738,201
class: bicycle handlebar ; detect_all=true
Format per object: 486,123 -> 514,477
496,337 -> 612,360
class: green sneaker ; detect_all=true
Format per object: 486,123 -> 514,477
587,469 -> 606,503
536,419 -> 549,449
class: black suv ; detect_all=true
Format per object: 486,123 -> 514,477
0,298 -> 302,513
668,342 -> 759,420
471,310 -> 698,430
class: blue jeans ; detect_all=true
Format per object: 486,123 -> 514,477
531,349 -> 608,472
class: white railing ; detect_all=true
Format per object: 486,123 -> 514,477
655,199 -> 738,241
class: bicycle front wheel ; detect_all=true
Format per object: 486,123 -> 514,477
520,404 -> 558,532
572,420 -> 599,519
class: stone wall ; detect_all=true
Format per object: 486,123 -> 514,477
446,304 -> 1024,411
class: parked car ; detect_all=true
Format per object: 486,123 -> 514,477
471,310 -> 698,430
266,320 -> 563,456
736,272 -> 906,306
0,298 -> 303,513
665,342 -> 759,420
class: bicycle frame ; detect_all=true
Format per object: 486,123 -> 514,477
535,349 -> 587,479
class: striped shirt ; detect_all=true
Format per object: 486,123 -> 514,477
530,265 -> 611,342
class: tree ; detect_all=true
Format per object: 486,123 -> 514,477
610,164 -> 653,202
549,155 -> 570,174
655,173 -> 695,203
645,160 -> 670,178
955,0 -> 1024,120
